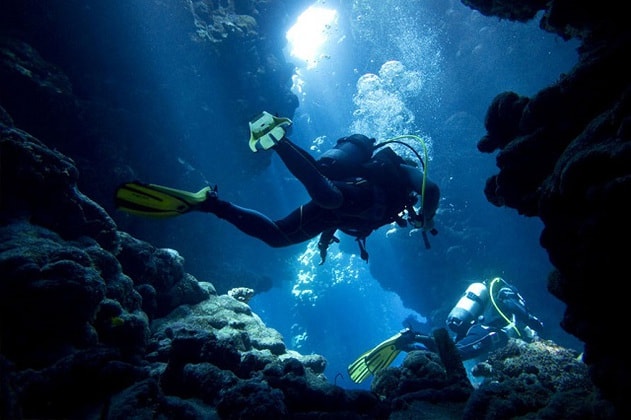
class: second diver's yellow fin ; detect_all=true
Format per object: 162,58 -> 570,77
347,332 -> 403,383
115,181 -> 211,218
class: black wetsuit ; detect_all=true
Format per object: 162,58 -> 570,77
205,136 -> 440,250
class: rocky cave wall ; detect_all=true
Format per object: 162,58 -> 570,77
467,0 -> 631,414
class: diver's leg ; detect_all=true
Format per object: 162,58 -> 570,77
274,138 -> 343,209
202,196 -> 326,247
205,199 -> 292,247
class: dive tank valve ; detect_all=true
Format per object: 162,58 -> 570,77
446,282 -> 490,334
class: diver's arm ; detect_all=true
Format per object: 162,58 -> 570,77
274,139 -> 343,209
400,164 -> 440,226
455,325 -> 508,361
421,180 -> 440,222
400,164 -> 423,190
498,289 -> 544,333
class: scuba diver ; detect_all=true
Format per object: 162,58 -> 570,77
347,277 -> 544,383
115,111 -> 440,263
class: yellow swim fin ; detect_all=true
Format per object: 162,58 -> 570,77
248,111 -> 292,152
115,181 -> 211,218
347,332 -> 404,383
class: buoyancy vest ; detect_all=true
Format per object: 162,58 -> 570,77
354,147 -> 417,231
316,141 -> 417,263
361,146 -> 417,218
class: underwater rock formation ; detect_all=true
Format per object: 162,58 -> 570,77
227,286 -> 256,303
0,118 -> 613,419
1,113 -> 614,418
474,1 -> 631,416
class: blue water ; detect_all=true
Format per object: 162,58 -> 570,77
77,0 -> 581,390
245,2 -> 581,390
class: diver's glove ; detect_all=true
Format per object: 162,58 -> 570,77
527,314 -> 544,333
407,208 -> 438,250
396,328 -> 437,352
408,215 -> 423,229
248,111 -> 293,152
317,229 -> 340,265
409,214 -> 436,232
407,207 -> 436,232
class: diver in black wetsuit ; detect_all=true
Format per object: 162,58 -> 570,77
200,111 -> 440,263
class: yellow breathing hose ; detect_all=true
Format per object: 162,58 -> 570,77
374,134 -> 432,248
489,277 -> 521,337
